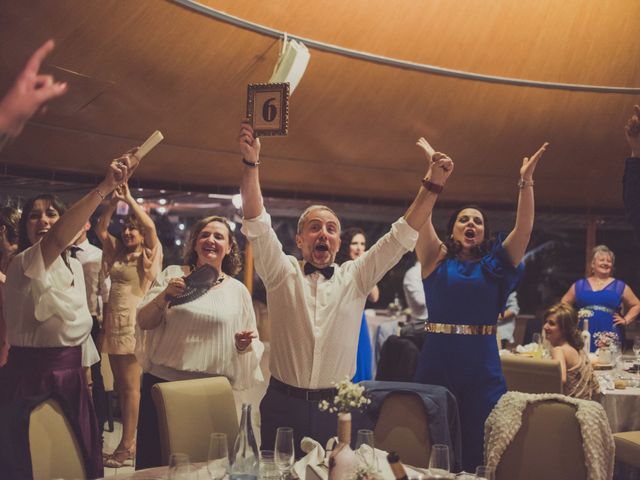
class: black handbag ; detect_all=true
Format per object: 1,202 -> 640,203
167,264 -> 220,307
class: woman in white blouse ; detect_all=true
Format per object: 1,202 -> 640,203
135,215 -> 263,469
0,154 -> 134,478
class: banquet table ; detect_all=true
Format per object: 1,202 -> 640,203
595,359 -> 640,433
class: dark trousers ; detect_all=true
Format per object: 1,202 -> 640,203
135,373 -> 168,470
259,379 -> 338,459
89,316 -> 106,438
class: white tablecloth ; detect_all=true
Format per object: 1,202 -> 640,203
595,359 -> 640,433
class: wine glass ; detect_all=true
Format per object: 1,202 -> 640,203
168,452 -> 191,480
475,465 -> 495,480
260,450 -> 281,480
633,337 -> 640,362
355,429 -> 376,470
207,433 -> 229,480
275,427 -> 295,478
428,444 -> 450,477
532,333 -> 543,358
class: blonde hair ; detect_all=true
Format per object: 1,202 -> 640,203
296,205 -> 341,234
590,245 -> 615,265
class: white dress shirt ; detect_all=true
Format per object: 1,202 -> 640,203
73,238 -> 110,319
3,241 -> 98,366
136,265 -> 264,390
403,261 -> 428,321
241,208 -> 418,389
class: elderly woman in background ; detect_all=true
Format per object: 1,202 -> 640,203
543,303 -> 600,399
96,182 -> 162,467
561,245 -> 640,351
134,215 -> 263,469
336,227 -> 379,382
0,154 -> 134,478
0,206 -> 20,367
413,139 -> 547,471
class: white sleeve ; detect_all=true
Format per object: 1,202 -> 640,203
229,285 -> 264,390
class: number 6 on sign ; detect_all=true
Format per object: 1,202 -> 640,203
246,82 -> 290,137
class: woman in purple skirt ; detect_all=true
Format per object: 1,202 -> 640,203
0,152 -> 135,478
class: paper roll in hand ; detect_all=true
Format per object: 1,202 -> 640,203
136,130 -> 164,160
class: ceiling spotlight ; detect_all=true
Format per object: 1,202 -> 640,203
136,197 -> 144,204
158,198 -> 167,205
175,239 -> 182,246
157,206 -> 167,214
178,223 -> 185,231
232,194 -> 242,209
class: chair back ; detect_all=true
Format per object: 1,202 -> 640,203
501,355 -> 562,394
496,401 -> 586,480
374,392 -> 431,468
29,398 -> 86,480
151,376 -> 239,465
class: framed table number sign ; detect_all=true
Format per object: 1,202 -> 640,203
246,82 -> 290,136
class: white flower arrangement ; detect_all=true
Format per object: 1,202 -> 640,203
318,377 -> 371,414
346,465 -> 381,480
593,331 -> 619,349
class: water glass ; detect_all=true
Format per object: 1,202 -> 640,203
633,337 -> 640,361
475,465 -> 495,480
207,433 -> 229,480
275,427 -> 295,477
428,444 -> 450,477
355,429 -> 376,469
260,450 -> 281,480
168,452 -> 191,479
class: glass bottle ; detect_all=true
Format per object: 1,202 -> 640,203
581,319 -> 591,355
230,403 -> 259,480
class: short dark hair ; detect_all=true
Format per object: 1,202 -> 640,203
18,195 -> 67,252
442,204 -> 492,260
183,216 -> 242,276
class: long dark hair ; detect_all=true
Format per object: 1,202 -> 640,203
336,227 -> 365,265
0,206 -> 20,246
443,205 -> 493,260
183,216 -> 242,276
18,194 -> 67,252
544,303 -> 583,351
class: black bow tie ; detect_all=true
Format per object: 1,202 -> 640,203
303,262 -> 335,279
69,246 -> 83,258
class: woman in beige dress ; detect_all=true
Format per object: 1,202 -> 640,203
543,303 -> 600,400
97,182 -> 162,467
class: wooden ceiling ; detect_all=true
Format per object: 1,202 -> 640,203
1,0 -> 639,211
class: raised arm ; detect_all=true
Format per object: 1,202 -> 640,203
0,40 -> 67,142
623,105 -> 640,241
502,143 -> 549,266
238,121 -> 263,220
96,195 -> 118,252
40,153 -> 133,268
411,138 -> 452,276
117,182 -> 158,249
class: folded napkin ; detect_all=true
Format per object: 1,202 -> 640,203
293,437 -> 327,479
516,343 -> 538,353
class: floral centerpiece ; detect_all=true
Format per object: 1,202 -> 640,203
593,331 -> 619,365
319,378 -> 372,480
593,331 -> 618,349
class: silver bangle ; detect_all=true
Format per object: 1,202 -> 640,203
517,178 -> 534,189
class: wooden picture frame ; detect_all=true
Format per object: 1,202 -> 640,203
246,82 -> 290,136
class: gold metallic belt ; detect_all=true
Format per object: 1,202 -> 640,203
426,322 -> 497,335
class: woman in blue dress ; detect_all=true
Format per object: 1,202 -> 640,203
413,137 -> 548,472
561,245 -> 640,351
337,227 -> 379,382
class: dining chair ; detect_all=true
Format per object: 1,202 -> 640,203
613,430 -> 640,468
373,392 -> 432,468
500,355 -> 562,394
151,376 -> 239,465
29,398 -> 86,480
494,401 -> 587,480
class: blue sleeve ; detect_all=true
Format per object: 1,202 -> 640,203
480,232 -> 525,291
